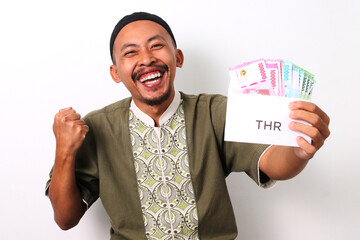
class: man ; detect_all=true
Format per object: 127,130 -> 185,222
46,12 -> 330,240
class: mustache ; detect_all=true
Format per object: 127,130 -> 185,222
131,64 -> 168,81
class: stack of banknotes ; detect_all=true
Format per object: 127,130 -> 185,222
228,59 -> 315,100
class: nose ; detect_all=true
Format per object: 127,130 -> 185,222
139,48 -> 156,66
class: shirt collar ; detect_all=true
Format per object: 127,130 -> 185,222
130,91 -> 181,127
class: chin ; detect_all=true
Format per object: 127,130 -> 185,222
143,89 -> 172,106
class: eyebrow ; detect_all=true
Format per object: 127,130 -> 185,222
120,43 -> 138,53
119,34 -> 167,52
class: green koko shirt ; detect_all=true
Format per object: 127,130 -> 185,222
129,91 -> 200,239
46,92 -> 272,240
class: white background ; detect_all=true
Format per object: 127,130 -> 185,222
1,0 -> 359,239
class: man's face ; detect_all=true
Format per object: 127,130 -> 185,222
110,20 -> 183,107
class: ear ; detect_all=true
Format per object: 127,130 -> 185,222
110,65 -> 122,83
176,49 -> 184,68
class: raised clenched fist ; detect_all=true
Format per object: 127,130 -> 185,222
53,107 -> 89,156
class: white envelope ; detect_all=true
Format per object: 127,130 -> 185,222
224,94 -> 311,147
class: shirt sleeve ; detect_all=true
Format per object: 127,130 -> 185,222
212,95 -> 276,188
257,145 -> 277,188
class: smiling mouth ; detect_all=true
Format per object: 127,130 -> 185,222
139,71 -> 163,84
133,65 -> 168,86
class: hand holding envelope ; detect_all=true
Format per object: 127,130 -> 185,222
225,59 -> 330,180
225,59 -> 329,148
288,100 -> 330,160
258,100 -> 330,180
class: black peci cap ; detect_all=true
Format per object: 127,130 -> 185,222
110,12 -> 177,62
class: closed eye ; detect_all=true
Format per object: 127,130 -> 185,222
124,50 -> 137,56
151,43 -> 164,49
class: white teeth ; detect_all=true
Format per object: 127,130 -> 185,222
145,79 -> 159,84
140,72 -> 161,83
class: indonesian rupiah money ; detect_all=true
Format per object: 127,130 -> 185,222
228,59 -> 315,100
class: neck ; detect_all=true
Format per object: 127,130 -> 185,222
133,92 -> 175,127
